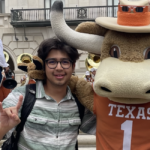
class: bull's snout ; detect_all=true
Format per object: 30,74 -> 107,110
96,79 -> 150,96
93,58 -> 150,104
101,87 -> 150,94
101,87 -> 112,93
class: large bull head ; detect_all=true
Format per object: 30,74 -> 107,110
50,1 -> 150,104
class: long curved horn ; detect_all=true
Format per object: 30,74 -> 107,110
50,1 -> 104,54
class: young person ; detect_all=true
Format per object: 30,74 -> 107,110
0,38 -> 96,150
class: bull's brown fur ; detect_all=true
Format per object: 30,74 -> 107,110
76,22 -> 150,62
68,75 -> 78,94
33,55 -> 43,66
101,31 -> 149,62
27,63 -> 36,70
28,70 -> 45,80
75,78 -> 94,112
18,56 -> 45,80
75,22 -> 107,36
68,76 -> 94,112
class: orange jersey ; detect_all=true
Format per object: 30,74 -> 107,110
94,93 -> 150,150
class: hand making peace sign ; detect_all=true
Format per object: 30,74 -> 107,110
0,95 -> 23,131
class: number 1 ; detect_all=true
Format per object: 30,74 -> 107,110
121,120 -> 133,150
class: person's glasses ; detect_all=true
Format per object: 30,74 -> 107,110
118,5 -> 149,13
45,59 -> 72,69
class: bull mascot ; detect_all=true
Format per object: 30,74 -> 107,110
49,0 -> 150,149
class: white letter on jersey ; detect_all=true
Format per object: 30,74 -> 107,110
108,104 -> 116,116
125,106 -> 136,119
136,107 -> 146,119
147,108 -> 150,120
116,105 -> 125,118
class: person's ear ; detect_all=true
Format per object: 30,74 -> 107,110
72,63 -> 75,72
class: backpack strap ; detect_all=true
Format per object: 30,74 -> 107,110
73,94 -> 85,150
73,94 -> 85,121
13,84 -> 36,150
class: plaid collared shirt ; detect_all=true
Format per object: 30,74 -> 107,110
2,81 -> 96,150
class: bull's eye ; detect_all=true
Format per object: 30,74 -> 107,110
110,46 -> 120,58
144,48 -> 150,59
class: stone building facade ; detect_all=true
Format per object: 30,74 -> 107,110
0,0 -> 117,85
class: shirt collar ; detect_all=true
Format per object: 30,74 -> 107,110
36,80 -> 75,101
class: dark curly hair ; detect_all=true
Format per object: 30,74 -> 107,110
37,37 -> 80,70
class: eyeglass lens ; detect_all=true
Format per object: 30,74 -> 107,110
135,7 -> 143,12
122,6 -> 129,12
47,60 -> 71,69
122,6 -> 144,12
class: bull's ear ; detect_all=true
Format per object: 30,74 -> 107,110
75,22 -> 107,36
18,63 -> 28,72
32,56 -> 43,70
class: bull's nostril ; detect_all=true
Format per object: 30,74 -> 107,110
146,90 -> 150,94
101,87 -> 112,92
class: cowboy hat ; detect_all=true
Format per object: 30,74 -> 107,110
96,0 -> 150,33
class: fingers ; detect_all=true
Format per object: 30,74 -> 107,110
12,114 -> 21,123
5,108 -> 14,118
16,95 -> 23,111
10,108 -> 18,116
0,102 -> 3,113
5,109 -> 19,120
4,109 -> 21,124
3,107 -> 20,121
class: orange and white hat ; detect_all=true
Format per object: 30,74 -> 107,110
96,0 -> 150,33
